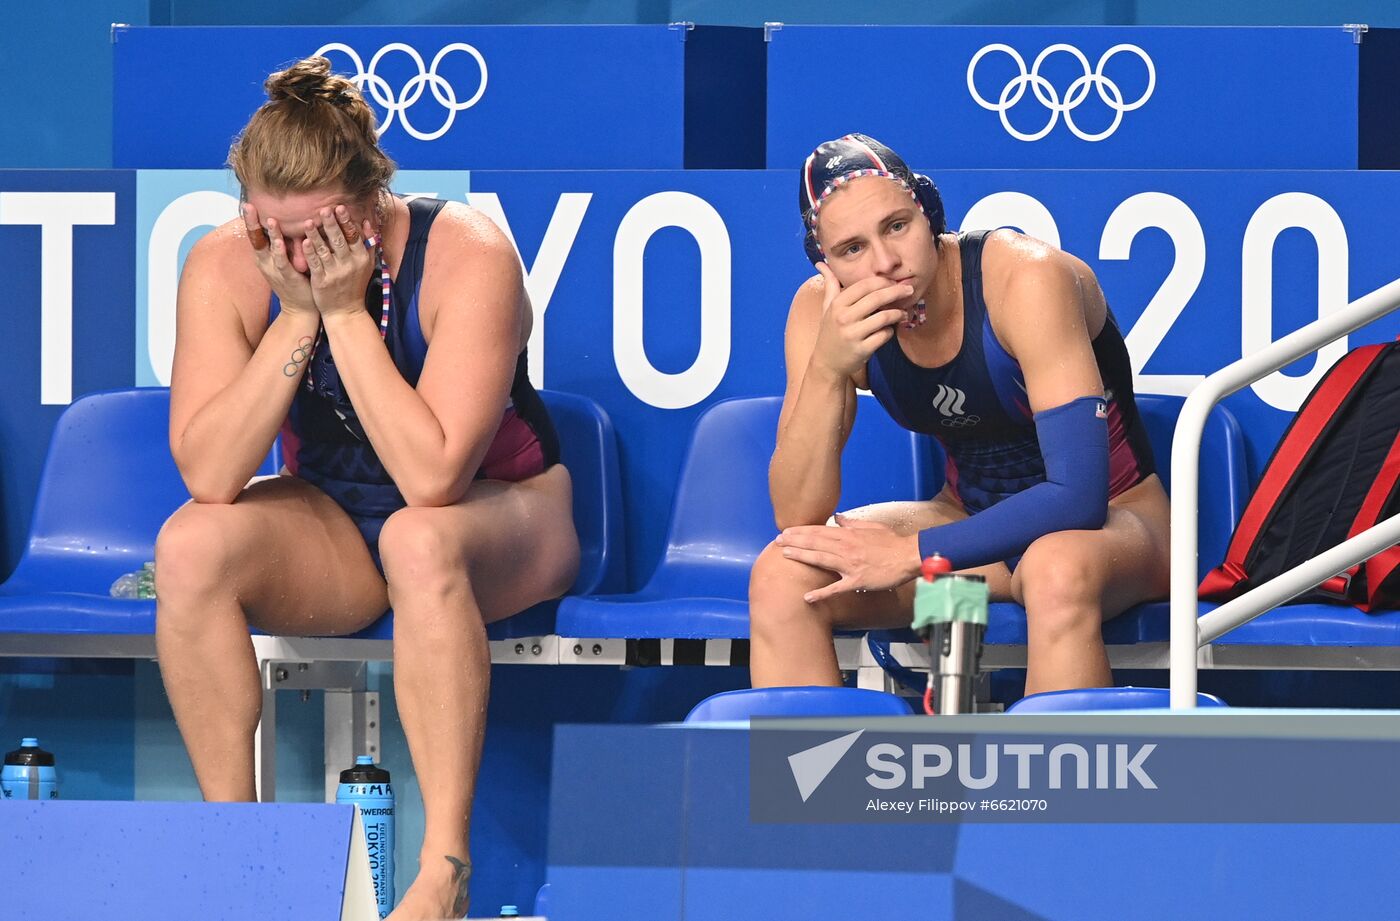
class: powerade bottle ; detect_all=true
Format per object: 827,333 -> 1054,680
337,756 -> 394,918
2,738 -> 59,800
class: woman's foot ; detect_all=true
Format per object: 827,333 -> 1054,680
385,854 -> 470,920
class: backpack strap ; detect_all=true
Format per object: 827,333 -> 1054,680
1347,429 -> 1400,612
1363,546 -> 1400,613
1200,343 -> 1389,598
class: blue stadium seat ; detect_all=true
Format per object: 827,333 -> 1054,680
685,686 -> 914,722
0,387 -> 622,643
495,388 -> 625,637
1006,687 -> 1228,713
556,394 -> 937,641
0,388 -> 277,635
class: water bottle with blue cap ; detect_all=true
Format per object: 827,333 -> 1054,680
2,737 -> 59,800
337,755 -> 394,918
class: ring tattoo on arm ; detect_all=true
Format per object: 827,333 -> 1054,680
283,335 -> 316,377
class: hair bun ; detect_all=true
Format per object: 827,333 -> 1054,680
265,56 -> 356,107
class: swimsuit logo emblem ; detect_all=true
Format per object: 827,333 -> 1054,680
1096,401 -> 1108,419
825,155 -> 845,169
934,385 -> 980,428
314,42 -> 489,142
966,42 -> 1155,142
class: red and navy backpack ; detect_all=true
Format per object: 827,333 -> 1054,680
1199,338 -> 1400,613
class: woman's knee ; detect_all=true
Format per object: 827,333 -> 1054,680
154,503 -> 248,604
378,507 -> 470,594
749,542 -> 834,634
1015,536 -> 1104,635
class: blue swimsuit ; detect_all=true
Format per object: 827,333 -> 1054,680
270,197 -> 560,563
866,230 -> 1155,516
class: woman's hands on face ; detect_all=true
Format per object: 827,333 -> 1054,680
809,262 -> 912,380
301,206 -> 377,321
242,202 -> 317,318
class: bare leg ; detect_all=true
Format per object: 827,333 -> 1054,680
154,476 -> 389,801
1013,478 -> 1171,695
379,466 -> 578,921
749,477 -> 1169,695
749,493 -> 1012,688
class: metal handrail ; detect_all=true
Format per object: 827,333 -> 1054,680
1169,277 -> 1400,708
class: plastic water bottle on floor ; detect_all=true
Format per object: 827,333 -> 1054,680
499,907 -> 520,918
109,561 -> 156,599
1,738 -> 59,800
337,755 -> 394,918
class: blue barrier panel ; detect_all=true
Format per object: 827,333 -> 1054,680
766,25 -> 1400,170
4,801 -> 371,918
7,167 -> 1400,582
461,168 -> 1400,578
548,716 -> 1400,921
0,171 -> 135,577
112,25 -> 764,170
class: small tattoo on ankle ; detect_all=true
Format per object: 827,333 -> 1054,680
446,855 -> 471,916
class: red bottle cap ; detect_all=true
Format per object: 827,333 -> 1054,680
921,554 -> 953,581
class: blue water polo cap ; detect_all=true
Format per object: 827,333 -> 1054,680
798,133 -> 946,264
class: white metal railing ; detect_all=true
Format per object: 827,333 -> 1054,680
1169,277 -> 1400,708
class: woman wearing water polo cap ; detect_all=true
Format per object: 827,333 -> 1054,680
750,133 -> 1169,697
153,56 -> 578,919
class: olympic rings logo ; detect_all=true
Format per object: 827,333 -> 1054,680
966,43 -> 1155,142
315,42 -> 488,142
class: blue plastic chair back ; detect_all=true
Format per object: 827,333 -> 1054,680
685,686 -> 914,722
6,388 -> 277,594
1006,686 -> 1228,713
1134,395 -> 1248,581
651,395 -> 936,597
537,390 -> 625,595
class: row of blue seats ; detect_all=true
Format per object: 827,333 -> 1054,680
0,387 -> 1394,657
684,685 -> 1229,720
556,391 -> 1400,653
0,388 -> 618,644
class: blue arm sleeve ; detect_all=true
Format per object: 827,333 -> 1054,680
916,396 -> 1110,570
